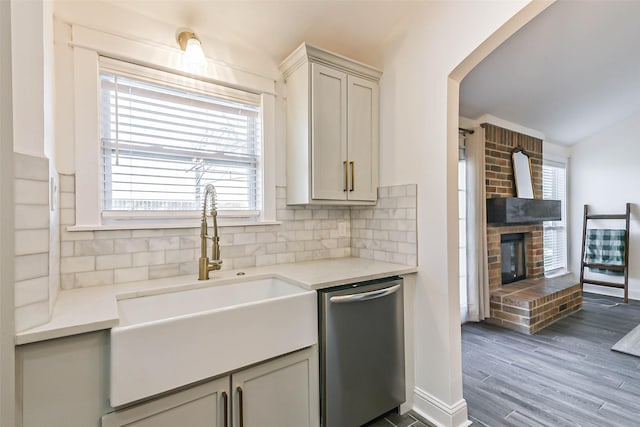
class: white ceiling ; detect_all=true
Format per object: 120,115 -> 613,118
100,1 -> 640,146
105,0 -> 423,68
460,0 -> 640,146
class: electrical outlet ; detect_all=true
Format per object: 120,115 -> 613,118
338,221 -> 347,237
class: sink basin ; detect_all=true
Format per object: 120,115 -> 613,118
110,276 -> 317,407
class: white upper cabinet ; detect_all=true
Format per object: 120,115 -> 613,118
280,43 -> 381,205
347,74 -> 379,201
311,63 -> 347,200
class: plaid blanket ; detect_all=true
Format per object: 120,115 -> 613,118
585,228 -> 626,276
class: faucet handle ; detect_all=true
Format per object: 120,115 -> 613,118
209,259 -> 223,271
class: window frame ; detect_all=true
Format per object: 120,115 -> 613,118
70,25 -> 277,229
458,156 -> 468,320
99,59 -> 262,218
542,157 -> 568,276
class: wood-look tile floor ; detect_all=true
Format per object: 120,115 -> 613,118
363,409 -> 434,427
462,292 -> 640,426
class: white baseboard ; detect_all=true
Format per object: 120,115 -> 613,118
583,285 -> 639,301
412,387 -> 471,427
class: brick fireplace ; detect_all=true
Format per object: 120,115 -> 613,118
484,123 -> 544,289
482,123 -> 581,334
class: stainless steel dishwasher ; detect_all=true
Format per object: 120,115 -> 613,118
318,276 -> 405,427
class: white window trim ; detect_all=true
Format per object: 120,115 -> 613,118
542,154 -> 569,276
71,24 -> 277,229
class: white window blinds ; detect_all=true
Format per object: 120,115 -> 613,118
99,62 -> 261,215
458,159 -> 468,313
542,161 -> 567,273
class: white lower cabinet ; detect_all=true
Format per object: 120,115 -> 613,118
232,347 -> 318,427
102,377 -> 229,427
102,347 -> 318,427
16,331 -> 111,427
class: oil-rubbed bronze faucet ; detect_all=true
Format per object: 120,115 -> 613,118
198,184 -> 222,280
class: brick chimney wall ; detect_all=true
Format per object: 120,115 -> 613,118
483,123 -> 544,290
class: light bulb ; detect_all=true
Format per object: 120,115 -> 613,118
185,38 -> 205,62
177,31 -> 208,72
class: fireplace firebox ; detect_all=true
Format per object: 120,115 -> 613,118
501,233 -> 526,285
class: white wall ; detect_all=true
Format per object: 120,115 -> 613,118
0,1 -> 16,424
544,140 -> 571,160
10,0 -> 43,157
11,0 -> 55,158
379,1 -> 549,425
569,111 -> 640,300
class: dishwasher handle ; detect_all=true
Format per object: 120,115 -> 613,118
329,283 -> 401,304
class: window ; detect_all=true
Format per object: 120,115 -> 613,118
71,26 -> 276,229
99,61 -> 261,218
459,158 -> 468,312
459,135 -> 467,318
543,160 -> 567,274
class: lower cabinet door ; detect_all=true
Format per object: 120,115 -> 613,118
102,376 -> 230,427
232,348 -> 318,427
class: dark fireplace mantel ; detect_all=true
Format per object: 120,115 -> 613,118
487,197 -> 561,225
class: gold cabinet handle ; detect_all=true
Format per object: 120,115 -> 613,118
350,161 -> 355,192
222,391 -> 228,427
237,386 -> 244,427
343,161 -> 348,192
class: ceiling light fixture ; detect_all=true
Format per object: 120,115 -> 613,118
176,30 -> 207,72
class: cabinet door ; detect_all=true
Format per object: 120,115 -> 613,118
102,376 -> 230,427
232,348 -> 318,427
17,331 -> 111,427
311,62 -> 347,201
347,75 -> 379,201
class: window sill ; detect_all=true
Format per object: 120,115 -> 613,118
66,219 -> 282,232
544,268 -> 569,278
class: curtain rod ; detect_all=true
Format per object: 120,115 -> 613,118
459,127 -> 474,135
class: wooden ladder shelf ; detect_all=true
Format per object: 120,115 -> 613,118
579,203 -> 631,303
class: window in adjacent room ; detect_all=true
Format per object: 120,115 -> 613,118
542,159 -> 567,275
459,136 -> 468,317
99,60 -> 262,220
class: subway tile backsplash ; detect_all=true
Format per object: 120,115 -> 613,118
58,176 -> 417,289
60,181 -> 351,289
351,184 -> 418,266
14,153 -> 55,333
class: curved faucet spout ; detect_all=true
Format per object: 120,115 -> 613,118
199,184 -> 222,280
202,184 -> 217,219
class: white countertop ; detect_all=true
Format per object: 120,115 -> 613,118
15,257 -> 417,345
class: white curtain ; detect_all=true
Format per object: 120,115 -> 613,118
465,127 -> 490,322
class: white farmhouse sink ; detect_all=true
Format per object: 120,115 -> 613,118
110,276 -> 317,407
